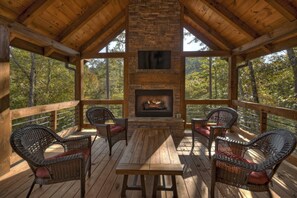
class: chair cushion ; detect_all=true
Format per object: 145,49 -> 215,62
36,148 -> 90,178
110,125 -> 125,136
216,151 -> 269,185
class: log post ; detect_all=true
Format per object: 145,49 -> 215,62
76,59 -> 84,130
51,110 -> 58,131
260,111 -> 267,133
228,55 -> 238,109
0,25 -> 11,176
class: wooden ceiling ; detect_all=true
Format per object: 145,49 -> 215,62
0,0 -> 297,63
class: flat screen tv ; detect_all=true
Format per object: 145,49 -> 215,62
138,50 -> 171,69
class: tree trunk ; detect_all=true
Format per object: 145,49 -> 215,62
286,48 -> 297,101
248,61 -> 259,103
106,45 -> 110,99
209,57 -> 212,99
28,52 -> 36,107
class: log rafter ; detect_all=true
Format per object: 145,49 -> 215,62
183,23 -> 221,51
80,11 -> 126,54
56,0 -> 109,43
17,0 -> 56,25
265,0 -> 297,21
82,22 -> 125,58
184,8 -> 234,50
233,20 -> 297,55
0,16 -> 79,57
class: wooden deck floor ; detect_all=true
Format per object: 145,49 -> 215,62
1,130 -> 297,198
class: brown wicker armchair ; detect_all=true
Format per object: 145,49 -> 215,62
10,124 -> 92,198
86,106 -> 128,156
191,107 -> 238,158
210,129 -> 297,198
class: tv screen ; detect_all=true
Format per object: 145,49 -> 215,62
138,50 -> 171,69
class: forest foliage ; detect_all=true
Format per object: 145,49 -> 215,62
9,29 -> 297,133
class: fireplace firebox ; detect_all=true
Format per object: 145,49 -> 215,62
135,89 -> 173,117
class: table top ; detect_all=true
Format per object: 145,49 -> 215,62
116,128 -> 183,175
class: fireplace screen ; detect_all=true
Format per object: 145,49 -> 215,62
135,89 -> 173,117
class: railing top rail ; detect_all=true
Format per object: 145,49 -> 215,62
11,101 -> 79,120
233,100 -> 297,121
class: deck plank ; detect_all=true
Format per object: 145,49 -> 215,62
1,130 -> 297,198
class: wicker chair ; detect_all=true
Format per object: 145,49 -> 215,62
191,107 -> 238,158
210,129 -> 297,198
10,124 -> 92,198
86,106 -> 128,156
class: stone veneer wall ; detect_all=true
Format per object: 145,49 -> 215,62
128,0 -> 182,117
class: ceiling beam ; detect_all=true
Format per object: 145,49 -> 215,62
56,0 -> 109,43
17,0 -> 56,25
184,8 -> 234,49
200,0 -> 259,39
80,11 -> 126,53
182,50 -> 231,57
233,20 -> 297,55
81,23 -> 125,58
265,0 -> 297,21
243,35 -> 297,61
0,16 -> 79,56
183,23 -> 221,50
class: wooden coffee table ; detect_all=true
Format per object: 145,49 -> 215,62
116,128 -> 183,197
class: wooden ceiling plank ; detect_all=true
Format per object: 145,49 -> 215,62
233,20 -> 297,55
265,0 -> 297,21
200,0 -> 259,39
183,23 -> 221,50
80,11 -> 126,53
17,0 -> 56,25
81,22 -> 125,58
184,8 -> 234,49
57,0 -> 109,43
0,16 -> 79,56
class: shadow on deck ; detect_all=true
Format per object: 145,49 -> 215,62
0,130 -> 297,198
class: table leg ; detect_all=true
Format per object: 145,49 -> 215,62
172,175 -> 178,198
121,175 -> 128,198
140,175 -> 146,198
152,175 -> 159,197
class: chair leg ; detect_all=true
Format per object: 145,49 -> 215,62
210,160 -> 216,198
81,175 -> 85,198
88,157 -> 91,177
26,180 -> 36,198
191,131 -> 195,151
267,189 -> 273,198
208,141 -> 212,159
109,145 -> 112,156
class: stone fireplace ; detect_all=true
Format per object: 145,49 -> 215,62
135,89 -> 173,117
128,0 -> 182,119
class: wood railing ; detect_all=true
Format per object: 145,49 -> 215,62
11,101 -> 80,137
232,100 -> 297,166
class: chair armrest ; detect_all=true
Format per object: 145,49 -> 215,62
213,151 -> 269,172
212,153 -> 260,171
114,118 -> 128,128
93,123 -> 110,137
215,136 -> 248,158
191,118 -> 208,130
60,135 -> 92,151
